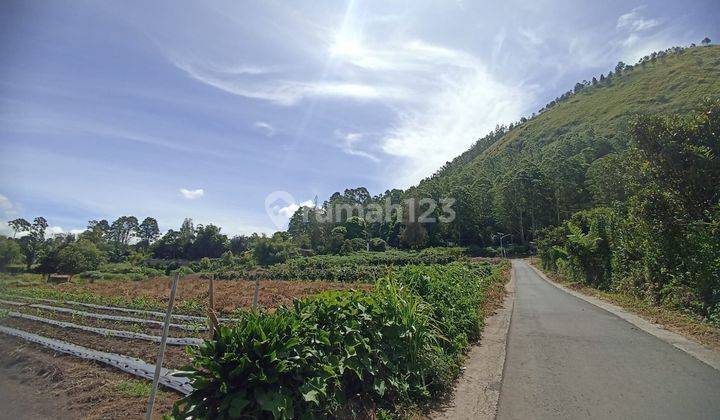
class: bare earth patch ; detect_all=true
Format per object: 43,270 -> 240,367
0,336 -> 179,419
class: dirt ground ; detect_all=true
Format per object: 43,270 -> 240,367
0,336 -> 179,419
25,277 -> 370,314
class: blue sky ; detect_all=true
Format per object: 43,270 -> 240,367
0,0 -> 718,236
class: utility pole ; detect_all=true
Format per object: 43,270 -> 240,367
497,232 -> 512,259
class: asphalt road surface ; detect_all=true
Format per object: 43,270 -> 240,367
496,260 -> 720,420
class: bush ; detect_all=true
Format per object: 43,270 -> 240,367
340,238 -> 366,254
208,248 -> 469,282
253,234 -> 299,266
57,240 -> 107,276
369,238 -> 387,252
76,262 -> 164,281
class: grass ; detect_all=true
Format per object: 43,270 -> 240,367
114,379 -> 153,398
528,258 -> 720,351
0,273 -> 47,287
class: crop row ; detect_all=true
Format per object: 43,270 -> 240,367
174,261 -> 508,419
0,299 -> 206,332
0,324 -> 192,394
2,310 -> 203,346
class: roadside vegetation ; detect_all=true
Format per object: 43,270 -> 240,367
537,100 -> 720,325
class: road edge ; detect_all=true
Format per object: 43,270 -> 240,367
431,263 -> 516,420
526,261 -> 720,372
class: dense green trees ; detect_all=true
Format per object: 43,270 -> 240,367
15,217 -> 48,270
0,236 -> 22,270
252,232 -> 298,266
539,101 -> 720,320
56,240 -> 106,276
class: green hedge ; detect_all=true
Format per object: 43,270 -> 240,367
174,262 -> 507,418
76,262 -> 164,281
207,248 -> 468,282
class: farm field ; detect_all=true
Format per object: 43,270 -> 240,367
0,275 -> 374,418
2,276 -> 371,315
0,260 -> 509,418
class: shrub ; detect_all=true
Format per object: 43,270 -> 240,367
57,240 -> 107,276
369,238 -> 387,252
174,283 -> 442,418
76,262 -> 163,281
208,248 -> 468,282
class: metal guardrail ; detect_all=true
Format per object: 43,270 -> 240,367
0,325 -> 193,395
5,311 -> 204,346
0,299 -> 206,332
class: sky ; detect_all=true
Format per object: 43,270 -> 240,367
0,0 -> 718,237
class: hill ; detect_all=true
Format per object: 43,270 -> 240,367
406,44 -> 720,246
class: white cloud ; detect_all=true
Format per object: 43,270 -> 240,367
379,57 -> 528,187
254,121 -> 276,137
334,131 -> 380,162
0,194 -> 13,212
179,188 -> 205,200
329,38 -> 529,185
277,199 -> 315,218
47,226 -> 65,236
519,27 -> 544,46
0,193 -> 19,219
169,56 -> 408,105
617,7 -> 660,33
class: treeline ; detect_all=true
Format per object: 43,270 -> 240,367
0,215 -> 293,274
538,102 -> 719,321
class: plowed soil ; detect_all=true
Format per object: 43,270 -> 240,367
23,277 -> 370,314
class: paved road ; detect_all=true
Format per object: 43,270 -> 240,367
496,260 -> 720,420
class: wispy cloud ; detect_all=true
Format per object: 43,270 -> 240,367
254,121 -> 276,137
179,188 -> 204,200
617,6 -> 660,32
0,193 -> 16,217
382,68 -> 527,186
334,131 -> 380,162
169,56 -> 408,105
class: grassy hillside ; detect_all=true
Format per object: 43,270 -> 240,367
406,44 -> 720,245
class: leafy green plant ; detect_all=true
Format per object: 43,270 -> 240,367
173,262 -> 508,419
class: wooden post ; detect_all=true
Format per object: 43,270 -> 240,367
252,278 -> 260,310
145,273 -> 179,420
208,274 -> 215,311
